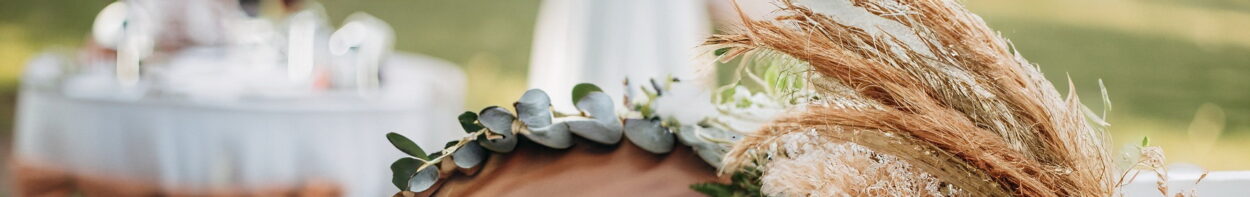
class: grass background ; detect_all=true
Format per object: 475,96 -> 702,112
0,1 -> 1246,192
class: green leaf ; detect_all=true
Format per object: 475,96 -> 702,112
428,141 -> 456,159
731,172 -> 750,186
790,74 -> 805,90
1141,136 -> 1150,147
458,111 -> 484,133
387,132 -> 429,160
764,64 -> 781,90
690,167 -> 763,197
638,86 -> 657,118
730,169 -> 762,195
718,85 -> 736,104
444,140 -> 460,149
735,97 -> 753,108
571,83 -> 603,105
389,157 -> 420,191
475,134 -> 489,145
640,103 -> 654,118
690,183 -> 735,197
714,47 -> 731,56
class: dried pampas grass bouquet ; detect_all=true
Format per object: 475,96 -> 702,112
702,0 -> 1182,196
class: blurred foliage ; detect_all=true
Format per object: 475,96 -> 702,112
988,19 -> 1250,132
691,167 -> 763,197
0,0 -> 1246,171
966,0 -> 1250,170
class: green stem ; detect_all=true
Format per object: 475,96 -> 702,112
411,130 -> 486,178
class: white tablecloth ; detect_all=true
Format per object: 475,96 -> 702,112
14,53 -> 465,197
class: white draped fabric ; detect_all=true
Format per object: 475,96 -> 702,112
527,0 -> 712,113
14,53 -> 465,197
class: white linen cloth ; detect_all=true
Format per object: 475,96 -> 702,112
14,53 -> 465,197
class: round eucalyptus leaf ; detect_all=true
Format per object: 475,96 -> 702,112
477,106 -> 518,152
574,92 -> 618,123
407,165 -> 440,192
475,133 -> 517,153
522,121 -> 574,149
675,125 -> 704,145
565,118 -> 622,144
478,106 -> 515,135
514,89 -> 554,128
694,145 -> 727,167
680,126 -> 732,167
570,83 -> 603,106
566,92 -> 623,144
453,141 -> 488,169
389,157 -> 420,191
623,118 -> 675,154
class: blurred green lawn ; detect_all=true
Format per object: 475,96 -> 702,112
0,0 -> 1246,177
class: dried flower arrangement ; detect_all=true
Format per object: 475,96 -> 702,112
705,0 -> 1197,196
384,0 -> 1198,196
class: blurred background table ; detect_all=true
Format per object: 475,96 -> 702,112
10,53 -> 465,196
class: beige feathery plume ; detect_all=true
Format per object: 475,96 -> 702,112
757,130 -> 958,196
710,0 -> 1122,196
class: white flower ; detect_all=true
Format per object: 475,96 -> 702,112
652,82 -> 717,125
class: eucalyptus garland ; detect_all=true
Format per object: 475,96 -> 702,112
385,79 -> 756,196
384,46 -> 816,196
